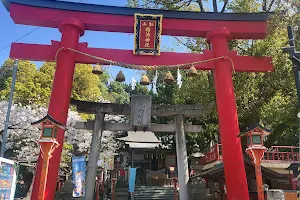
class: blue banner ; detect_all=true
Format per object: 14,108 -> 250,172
128,167 -> 137,193
72,156 -> 86,197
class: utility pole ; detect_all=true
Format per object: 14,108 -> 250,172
0,60 -> 18,157
282,25 -> 300,199
283,26 -> 300,104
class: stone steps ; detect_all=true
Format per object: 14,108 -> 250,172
134,186 -> 176,200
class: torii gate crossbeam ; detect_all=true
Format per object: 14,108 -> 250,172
3,0 -> 273,200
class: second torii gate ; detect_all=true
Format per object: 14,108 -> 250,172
71,98 -> 209,200
3,0 -> 273,199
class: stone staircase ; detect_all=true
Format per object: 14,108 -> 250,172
134,186 -> 176,200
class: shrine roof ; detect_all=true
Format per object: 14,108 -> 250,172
31,113 -> 65,129
196,156 -> 287,181
117,131 -> 161,144
239,124 -> 272,138
3,0 -> 270,22
286,163 -> 300,170
126,142 -> 160,149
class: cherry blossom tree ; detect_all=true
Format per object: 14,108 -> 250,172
0,101 -> 93,162
0,101 -> 45,161
0,100 -> 123,164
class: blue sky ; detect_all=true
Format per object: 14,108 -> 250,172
0,0 -> 217,83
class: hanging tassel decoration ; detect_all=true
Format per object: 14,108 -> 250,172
140,74 -> 150,85
116,70 -> 125,82
152,70 -> 158,94
164,71 -> 174,83
177,68 -> 182,88
188,65 -> 198,77
92,64 -> 103,75
131,77 -> 137,90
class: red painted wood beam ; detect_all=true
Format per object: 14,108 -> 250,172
10,4 -> 268,39
10,42 -> 273,72
10,42 -> 214,69
226,54 -> 273,72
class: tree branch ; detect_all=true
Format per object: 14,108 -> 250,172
251,40 -> 254,56
213,0 -> 218,12
197,0 -> 204,12
173,36 -> 193,51
262,0 -> 267,11
0,122 -> 22,134
186,0 -> 193,7
267,0 -> 276,11
221,0 -> 228,12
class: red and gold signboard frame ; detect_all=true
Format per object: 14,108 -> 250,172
133,13 -> 163,56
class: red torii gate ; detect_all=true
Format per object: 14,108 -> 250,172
3,0 -> 273,200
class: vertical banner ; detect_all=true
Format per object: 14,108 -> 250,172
0,157 -> 17,200
133,13 -> 163,56
72,156 -> 86,197
128,167 -> 137,193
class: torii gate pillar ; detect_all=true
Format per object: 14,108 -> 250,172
31,18 -> 85,200
207,27 -> 249,200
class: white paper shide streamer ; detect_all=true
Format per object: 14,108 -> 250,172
131,77 -> 137,90
152,70 -> 158,94
177,68 -> 182,88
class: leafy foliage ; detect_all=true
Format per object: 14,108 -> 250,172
126,0 -> 300,152
0,60 -> 110,105
108,81 -> 130,104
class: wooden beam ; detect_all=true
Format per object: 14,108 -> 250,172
10,42 -> 214,69
10,43 -> 273,72
9,3 -> 269,39
75,121 -> 202,133
71,99 -> 213,117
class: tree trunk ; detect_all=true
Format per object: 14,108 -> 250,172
197,0 -> 204,12
23,176 -> 34,200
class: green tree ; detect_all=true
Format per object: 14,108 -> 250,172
127,0 -> 300,152
108,81 -> 130,104
72,63 -> 103,102
0,59 -> 39,105
0,60 -> 111,105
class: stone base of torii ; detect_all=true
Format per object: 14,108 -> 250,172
72,99 -> 213,200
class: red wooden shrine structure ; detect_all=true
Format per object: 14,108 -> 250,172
2,0 -> 273,199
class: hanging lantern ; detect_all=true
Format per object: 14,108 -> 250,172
92,64 -> 103,75
164,71 -> 174,83
187,65 -> 198,77
140,74 -> 150,85
116,70 -> 125,82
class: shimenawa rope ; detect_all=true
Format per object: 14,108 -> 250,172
55,47 -> 235,72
